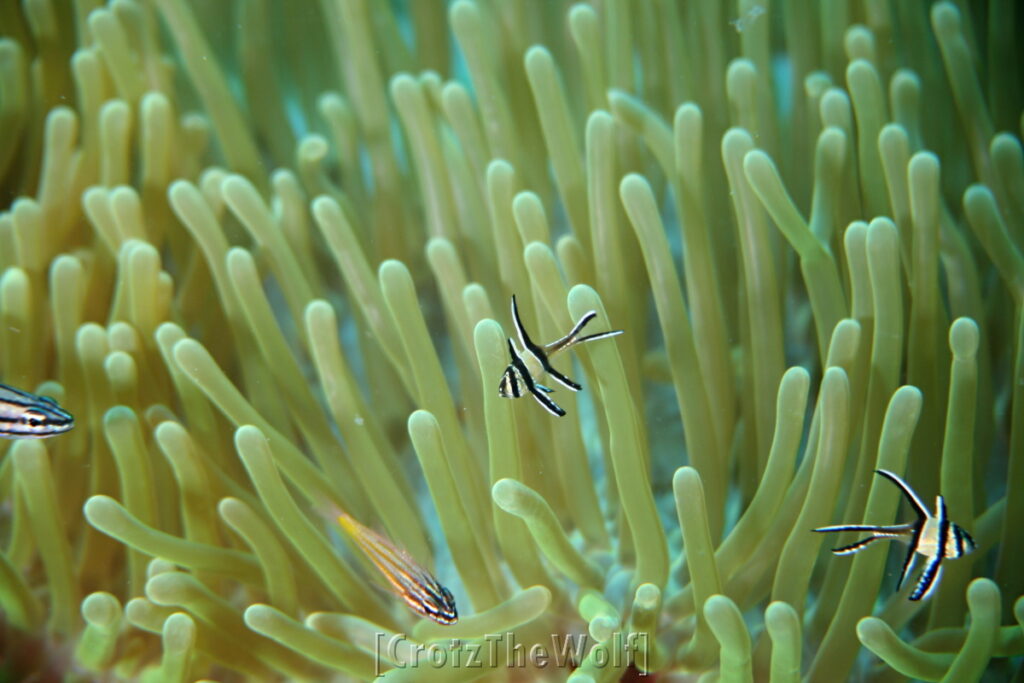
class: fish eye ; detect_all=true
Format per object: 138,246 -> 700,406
22,411 -> 47,427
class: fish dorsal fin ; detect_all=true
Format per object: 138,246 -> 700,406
875,469 -> 930,520
510,295 -> 545,364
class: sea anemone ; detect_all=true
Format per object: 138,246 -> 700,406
1,0 -> 1022,681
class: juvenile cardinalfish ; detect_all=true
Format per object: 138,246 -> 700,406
813,469 -> 976,601
0,382 -> 75,438
499,294 -> 623,417
337,512 -> 458,624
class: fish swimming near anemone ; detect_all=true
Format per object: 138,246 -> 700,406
337,512 -> 458,625
499,294 -> 623,417
0,382 -> 75,438
813,469 -> 976,601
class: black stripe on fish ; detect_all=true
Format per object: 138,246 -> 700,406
912,561 -> 943,601
1,384 -> 39,401
909,495 -> 949,601
499,366 -> 522,398
948,523 -> 975,559
505,339 -> 565,417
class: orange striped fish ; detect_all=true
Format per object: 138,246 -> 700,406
337,513 -> 458,624
0,382 -> 74,438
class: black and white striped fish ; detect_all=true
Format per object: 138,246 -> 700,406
498,294 -> 623,417
813,469 -> 976,601
0,382 -> 75,439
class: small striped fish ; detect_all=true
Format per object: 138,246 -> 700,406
499,295 -> 623,417
337,513 -> 458,625
813,469 -> 976,601
0,382 -> 75,439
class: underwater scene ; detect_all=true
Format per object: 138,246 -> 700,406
0,0 -> 1022,681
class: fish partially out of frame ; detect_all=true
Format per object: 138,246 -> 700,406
813,469 -> 976,601
0,382 -> 75,439
498,294 -> 623,417
337,513 -> 458,625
